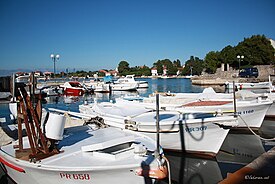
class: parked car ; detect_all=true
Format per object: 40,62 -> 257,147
239,67 -> 258,78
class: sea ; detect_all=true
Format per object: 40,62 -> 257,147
1,78 -> 275,184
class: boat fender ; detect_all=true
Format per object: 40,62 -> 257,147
135,165 -> 168,180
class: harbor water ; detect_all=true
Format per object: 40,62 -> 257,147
1,78 -> 275,184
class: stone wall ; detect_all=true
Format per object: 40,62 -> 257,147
197,64 -> 275,81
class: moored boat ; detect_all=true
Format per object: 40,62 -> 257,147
0,88 -> 168,184
60,81 -> 86,96
114,75 -> 148,88
110,82 -> 138,91
225,81 -> 270,90
142,88 -> 273,128
77,100 -> 238,157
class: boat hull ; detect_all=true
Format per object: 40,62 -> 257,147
0,126 -> 163,184
225,82 -> 270,90
169,100 -> 272,128
0,155 -> 148,184
129,113 -> 235,156
111,83 -> 137,91
64,88 -> 84,96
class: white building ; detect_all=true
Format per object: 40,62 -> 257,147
151,67 -> 158,76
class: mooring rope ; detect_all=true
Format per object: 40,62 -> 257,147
162,155 -> 171,184
238,115 -> 275,141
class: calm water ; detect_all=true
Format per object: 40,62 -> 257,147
1,78 -> 275,184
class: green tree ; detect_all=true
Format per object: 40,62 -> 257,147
182,56 -> 204,75
236,35 -> 275,66
153,59 -> 178,75
118,61 -> 130,75
204,51 -> 220,73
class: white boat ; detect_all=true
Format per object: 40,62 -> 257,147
40,86 -> 63,96
114,75 -> 148,88
0,113 -> 168,184
111,82 -> 138,91
15,74 -> 30,83
85,80 -> 111,93
143,88 -> 273,128
225,81 -> 270,90
78,101 -> 238,156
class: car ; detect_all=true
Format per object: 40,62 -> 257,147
239,67 -> 259,78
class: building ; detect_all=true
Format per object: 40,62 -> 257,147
162,65 -> 167,76
151,67 -> 158,76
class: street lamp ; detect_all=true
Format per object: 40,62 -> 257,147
50,54 -> 60,77
237,55 -> 244,70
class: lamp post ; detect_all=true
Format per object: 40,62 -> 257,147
50,54 -> 60,78
237,55 -> 244,70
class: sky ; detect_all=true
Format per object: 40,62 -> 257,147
0,0 -> 275,73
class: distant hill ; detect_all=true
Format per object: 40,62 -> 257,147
0,69 -> 32,77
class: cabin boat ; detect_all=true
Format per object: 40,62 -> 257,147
114,75 -> 149,88
110,82 -> 138,91
60,81 -> 85,96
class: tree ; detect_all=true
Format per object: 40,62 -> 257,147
204,51 -> 220,73
236,35 -> 275,66
182,56 -> 204,75
118,61 -> 130,75
204,34 -> 275,73
153,59 -> 178,75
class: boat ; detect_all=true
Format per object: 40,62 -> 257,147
143,88 -> 273,128
224,81 -> 270,90
39,86 -> 63,96
0,88 -> 168,184
60,81 -> 86,96
114,75 -> 148,88
0,125 -> 168,184
110,82 -> 138,91
76,99 -> 238,157
15,74 -> 30,83
84,80 -> 111,93
0,92 -> 11,100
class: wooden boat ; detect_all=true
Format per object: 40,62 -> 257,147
60,81 -> 85,96
143,88 -> 273,128
225,81 -> 270,90
0,88 -> 168,184
77,100 -> 238,157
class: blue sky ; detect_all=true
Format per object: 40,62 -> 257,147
0,0 -> 275,73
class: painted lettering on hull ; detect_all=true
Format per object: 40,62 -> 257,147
185,126 -> 207,133
60,173 -> 90,180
